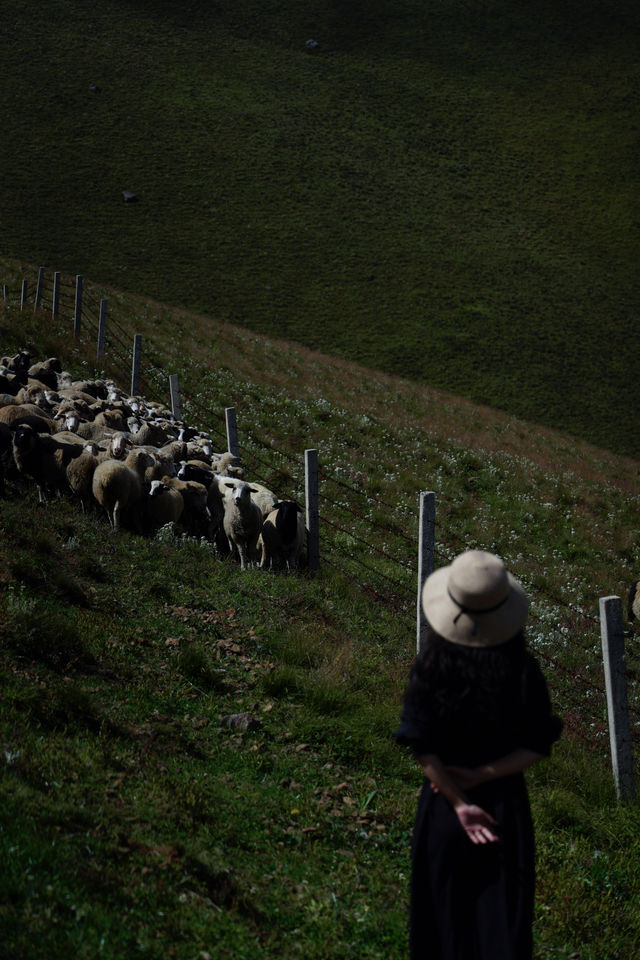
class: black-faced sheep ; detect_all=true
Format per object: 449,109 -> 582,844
258,501 -> 306,571
161,476 -> 210,538
145,478 -> 184,533
0,371 -> 24,396
177,462 -> 229,552
1,351 -> 31,381
12,423 -> 85,503
27,358 -> 61,390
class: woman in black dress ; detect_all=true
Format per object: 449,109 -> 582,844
397,550 -> 562,960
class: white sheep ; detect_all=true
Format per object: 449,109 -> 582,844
213,451 -> 244,478
223,481 -> 262,570
91,448 -> 153,530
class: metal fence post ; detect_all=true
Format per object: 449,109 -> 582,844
305,448 -> 320,575
34,267 -> 45,311
170,374 -> 181,422
97,299 -> 107,360
131,334 -> 142,395
417,491 -> 436,653
74,275 -> 83,336
52,272 -> 60,319
225,407 -> 239,458
20,279 -> 27,310
600,595 -> 636,801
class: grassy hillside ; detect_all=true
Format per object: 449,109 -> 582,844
2,293 -> 640,958
1,0 -> 639,454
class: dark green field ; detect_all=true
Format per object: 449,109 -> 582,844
1,301 -> 640,958
1,0 -> 639,453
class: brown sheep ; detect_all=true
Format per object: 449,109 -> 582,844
91,448 -> 153,531
0,404 -> 56,434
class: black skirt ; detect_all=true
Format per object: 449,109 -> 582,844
410,773 -> 535,960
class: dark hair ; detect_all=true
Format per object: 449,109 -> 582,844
407,627 -> 528,725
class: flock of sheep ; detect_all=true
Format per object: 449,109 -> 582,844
0,350 -> 306,571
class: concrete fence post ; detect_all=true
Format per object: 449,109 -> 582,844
600,595 -> 636,801
34,267 -> 45,311
225,407 -> 239,458
20,279 -> 27,310
52,272 -> 60,319
73,275 -> 83,336
305,448 -> 320,575
131,334 -> 142,396
169,374 -> 181,422
97,299 -> 107,360
417,491 -> 436,654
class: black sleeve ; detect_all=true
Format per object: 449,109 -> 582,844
519,654 -> 563,756
395,667 -> 441,755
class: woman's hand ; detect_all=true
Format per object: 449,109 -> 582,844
454,803 -> 500,844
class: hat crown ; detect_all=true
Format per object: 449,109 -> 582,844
448,551 -> 510,613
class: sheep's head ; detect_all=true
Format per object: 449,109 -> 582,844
149,479 -> 169,498
14,351 -> 31,373
110,434 -> 127,459
230,483 -> 258,505
13,424 -> 36,451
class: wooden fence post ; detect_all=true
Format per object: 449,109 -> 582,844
3,285 -> 8,304
417,491 -> 436,653
169,375 -> 181,422
305,448 -> 320,575
74,275 -> 83,336
34,267 -> 45,311
97,299 -> 107,360
52,272 -> 60,319
600,595 -> 636,801
225,407 -> 239,458
20,279 -> 27,310
131,334 -> 142,395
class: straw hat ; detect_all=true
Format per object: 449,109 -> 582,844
421,550 -> 528,647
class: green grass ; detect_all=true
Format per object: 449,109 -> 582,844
1,0 -> 639,453
2,491 -> 640,960
1,301 -> 640,957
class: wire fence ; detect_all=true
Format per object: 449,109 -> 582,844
4,265 -> 638,761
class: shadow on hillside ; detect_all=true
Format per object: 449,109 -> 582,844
111,0 -> 638,74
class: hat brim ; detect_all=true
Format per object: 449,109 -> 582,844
422,565 -> 528,647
